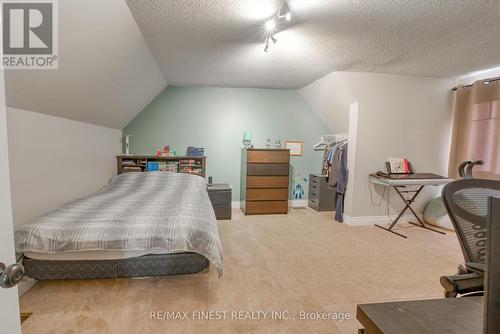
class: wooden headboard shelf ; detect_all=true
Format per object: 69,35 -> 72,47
116,155 -> 206,177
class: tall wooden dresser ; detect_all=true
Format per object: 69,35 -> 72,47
240,148 -> 290,215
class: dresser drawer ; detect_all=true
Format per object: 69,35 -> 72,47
247,150 -> 289,164
247,176 -> 288,188
247,164 -> 289,176
310,183 -> 319,192
308,198 -> 319,210
247,188 -> 288,201
310,175 -> 321,184
245,201 -> 288,214
309,189 -> 319,200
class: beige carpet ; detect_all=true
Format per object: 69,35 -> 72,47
20,208 -> 462,333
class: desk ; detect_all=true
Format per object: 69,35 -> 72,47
357,297 -> 483,334
369,175 -> 453,238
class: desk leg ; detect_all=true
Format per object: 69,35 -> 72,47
375,185 -> 445,238
394,186 -> 446,235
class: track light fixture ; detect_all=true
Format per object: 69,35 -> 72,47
265,19 -> 276,31
263,2 -> 292,52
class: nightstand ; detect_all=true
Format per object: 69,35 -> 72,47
207,183 -> 232,220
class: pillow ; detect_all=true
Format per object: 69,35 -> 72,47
424,197 -> 454,231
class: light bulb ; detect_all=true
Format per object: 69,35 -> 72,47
265,19 -> 276,31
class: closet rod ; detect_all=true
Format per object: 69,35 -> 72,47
451,75 -> 500,91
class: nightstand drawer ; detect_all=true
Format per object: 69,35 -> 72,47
208,191 -> 231,205
213,204 -> 231,220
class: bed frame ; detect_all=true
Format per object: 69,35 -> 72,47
22,252 -> 209,280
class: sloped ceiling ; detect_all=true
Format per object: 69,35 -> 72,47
126,0 -> 500,89
5,0 -> 166,129
5,0 -> 500,128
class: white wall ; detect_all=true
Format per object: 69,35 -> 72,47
6,108 -> 122,227
300,72 -> 356,133
300,72 -> 456,222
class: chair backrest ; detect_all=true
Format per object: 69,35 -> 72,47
442,179 -> 500,264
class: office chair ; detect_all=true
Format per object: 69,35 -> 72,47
440,178 -> 500,298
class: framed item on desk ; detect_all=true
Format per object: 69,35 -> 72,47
285,141 -> 303,156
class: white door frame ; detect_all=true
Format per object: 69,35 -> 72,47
0,67 -> 22,333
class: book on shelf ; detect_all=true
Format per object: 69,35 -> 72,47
122,166 -> 142,172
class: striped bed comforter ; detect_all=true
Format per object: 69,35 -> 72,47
15,172 -> 223,274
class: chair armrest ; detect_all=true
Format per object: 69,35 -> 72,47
440,272 -> 484,297
465,262 -> 484,273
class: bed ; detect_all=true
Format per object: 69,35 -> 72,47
15,172 -> 223,280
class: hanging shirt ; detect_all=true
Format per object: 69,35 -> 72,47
335,144 -> 348,222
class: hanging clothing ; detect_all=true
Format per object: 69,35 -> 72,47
328,142 -> 343,187
335,144 -> 348,222
321,143 -> 333,176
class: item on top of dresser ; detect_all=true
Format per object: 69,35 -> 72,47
266,138 -> 272,148
186,146 -> 205,157
243,131 -> 252,148
285,140 -> 303,156
275,140 -> 281,148
156,149 -> 162,157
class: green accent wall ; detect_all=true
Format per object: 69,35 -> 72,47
124,86 -> 332,201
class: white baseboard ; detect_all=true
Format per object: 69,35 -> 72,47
344,214 -> 424,226
290,199 -> 308,208
231,201 -> 240,208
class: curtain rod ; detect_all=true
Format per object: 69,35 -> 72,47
452,75 -> 500,91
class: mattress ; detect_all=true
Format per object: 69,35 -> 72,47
15,172 -> 223,275
22,253 -> 210,280
23,250 -> 176,261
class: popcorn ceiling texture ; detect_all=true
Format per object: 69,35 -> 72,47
127,0 -> 500,89
5,1 -> 500,129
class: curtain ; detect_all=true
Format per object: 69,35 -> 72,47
449,79 -> 500,180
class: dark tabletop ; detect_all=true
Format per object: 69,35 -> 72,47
357,297 -> 483,334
